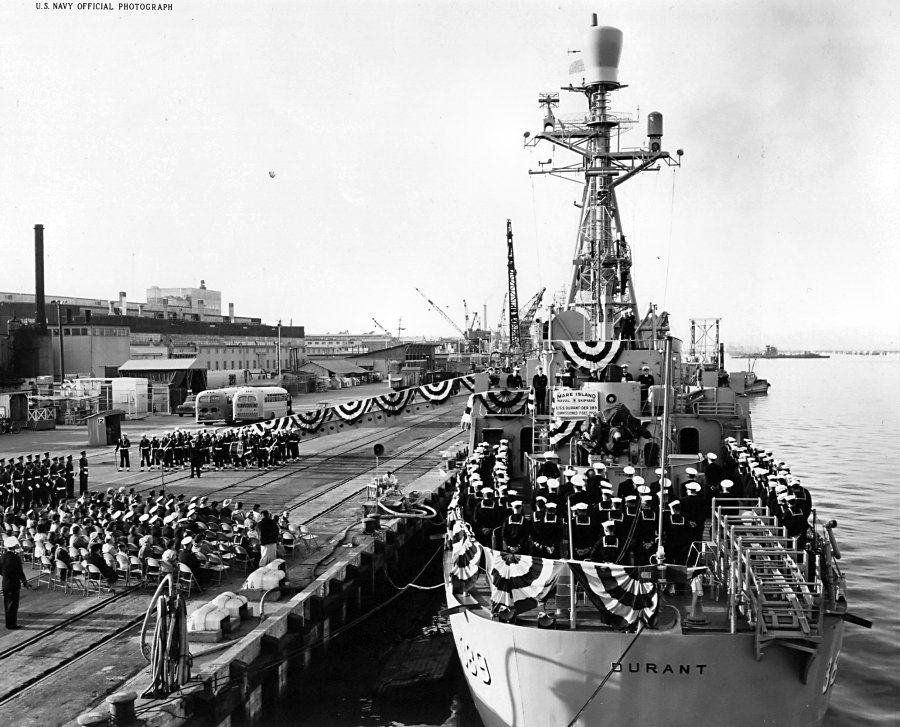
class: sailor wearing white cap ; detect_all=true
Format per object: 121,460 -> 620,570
501,500 -> 532,554
570,502 -> 599,560
704,452 -> 725,490
474,488 -> 504,547
592,519 -> 620,562
618,466 -> 637,501
531,500 -> 564,558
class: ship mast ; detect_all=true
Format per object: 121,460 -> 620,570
527,15 -> 681,341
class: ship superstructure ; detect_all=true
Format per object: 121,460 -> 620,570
444,15 -> 860,727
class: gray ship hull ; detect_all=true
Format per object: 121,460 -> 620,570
446,587 -> 845,727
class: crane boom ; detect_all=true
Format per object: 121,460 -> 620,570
507,219 -> 522,352
415,287 -> 467,337
371,317 -> 392,336
519,287 -> 546,346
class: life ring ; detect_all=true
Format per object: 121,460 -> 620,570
605,393 -> 618,404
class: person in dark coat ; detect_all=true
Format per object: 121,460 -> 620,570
1,536 -> 32,629
532,366 -> 548,415
86,542 -> 118,587
78,451 -> 89,496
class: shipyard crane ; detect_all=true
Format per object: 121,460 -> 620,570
371,318 -> 393,337
415,287 -> 467,338
519,287 -> 546,347
506,219 -> 522,352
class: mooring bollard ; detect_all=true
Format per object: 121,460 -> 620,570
106,690 -> 138,725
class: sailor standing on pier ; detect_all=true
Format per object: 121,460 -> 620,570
0,536 -> 31,630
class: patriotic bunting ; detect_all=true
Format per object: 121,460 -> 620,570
447,495 -> 483,591
486,548 -> 562,614
372,389 -> 414,414
569,562 -> 658,626
552,339 -> 625,374
292,408 -> 331,431
331,398 -> 372,422
460,395 -> 475,430
459,375 -> 477,392
419,379 -> 457,401
548,419 -> 583,447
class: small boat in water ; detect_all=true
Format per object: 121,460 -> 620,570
443,15 -> 867,727
730,358 -> 771,397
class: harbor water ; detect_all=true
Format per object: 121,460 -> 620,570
278,354 -> 899,727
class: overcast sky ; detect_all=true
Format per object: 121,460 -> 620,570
2,0 -> 898,349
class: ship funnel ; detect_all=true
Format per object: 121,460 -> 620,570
582,23 -> 622,85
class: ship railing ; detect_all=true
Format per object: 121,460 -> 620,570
691,401 -> 738,416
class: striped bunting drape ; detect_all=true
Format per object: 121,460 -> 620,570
460,390 -> 531,429
372,389 -> 414,414
331,398 -> 372,422
459,375 -> 477,392
549,419 -> 582,447
552,339 -> 625,374
419,379 -> 457,401
486,548 -> 563,614
569,562 -> 658,626
232,374 -> 469,435
447,496 -> 483,591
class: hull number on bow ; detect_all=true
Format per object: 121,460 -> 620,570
822,651 -> 840,694
459,637 -> 492,685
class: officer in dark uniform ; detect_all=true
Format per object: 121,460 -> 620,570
703,453 -> 725,493
65,455 -> 75,499
0,461 -> 10,508
78,451 -> 89,495
532,366 -> 548,415
539,451 -> 561,480
782,495 -> 809,549
617,466 -> 637,501
789,479 -> 812,520
1,536 -> 32,629
637,366 -> 655,414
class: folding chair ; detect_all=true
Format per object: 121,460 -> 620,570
177,563 -> 203,598
38,556 -> 55,589
69,562 -> 88,595
115,554 -> 131,585
281,532 -> 296,559
54,559 -> 71,593
205,553 -> 229,585
298,524 -> 321,552
144,557 -> 162,587
85,564 -> 113,596
230,545 -> 253,575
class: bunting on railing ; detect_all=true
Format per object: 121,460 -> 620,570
552,339 -> 625,373
549,419 -> 583,447
447,496 -> 483,591
487,548 -> 562,614
459,375 -> 477,393
372,389 -> 414,414
460,390 -> 531,430
238,374 -> 471,435
569,562 -> 658,626
418,379 -> 457,401
460,395 -> 475,430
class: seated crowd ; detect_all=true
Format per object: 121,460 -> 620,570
0,485 -> 296,592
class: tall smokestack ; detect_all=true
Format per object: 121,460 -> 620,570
119,291 -> 127,316
35,224 -> 47,333
229,302 -> 235,323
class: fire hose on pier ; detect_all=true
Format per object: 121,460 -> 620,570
140,574 -> 192,698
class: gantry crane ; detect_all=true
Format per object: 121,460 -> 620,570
506,219 -> 522,352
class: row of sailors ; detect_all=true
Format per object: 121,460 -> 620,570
459,454 -> 811,562
0,451 -> 89,509
721,437 -> 813,546
460,481 -> 703,566
121,428 -> 305,473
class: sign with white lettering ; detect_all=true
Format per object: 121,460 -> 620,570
552,389 -> 598,419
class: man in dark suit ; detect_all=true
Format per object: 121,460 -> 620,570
1,536 -> 31,629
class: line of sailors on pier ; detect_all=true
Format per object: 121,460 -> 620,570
456,436 -> 814,565
0,451 -> 90,510
115,427 -> 305,475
